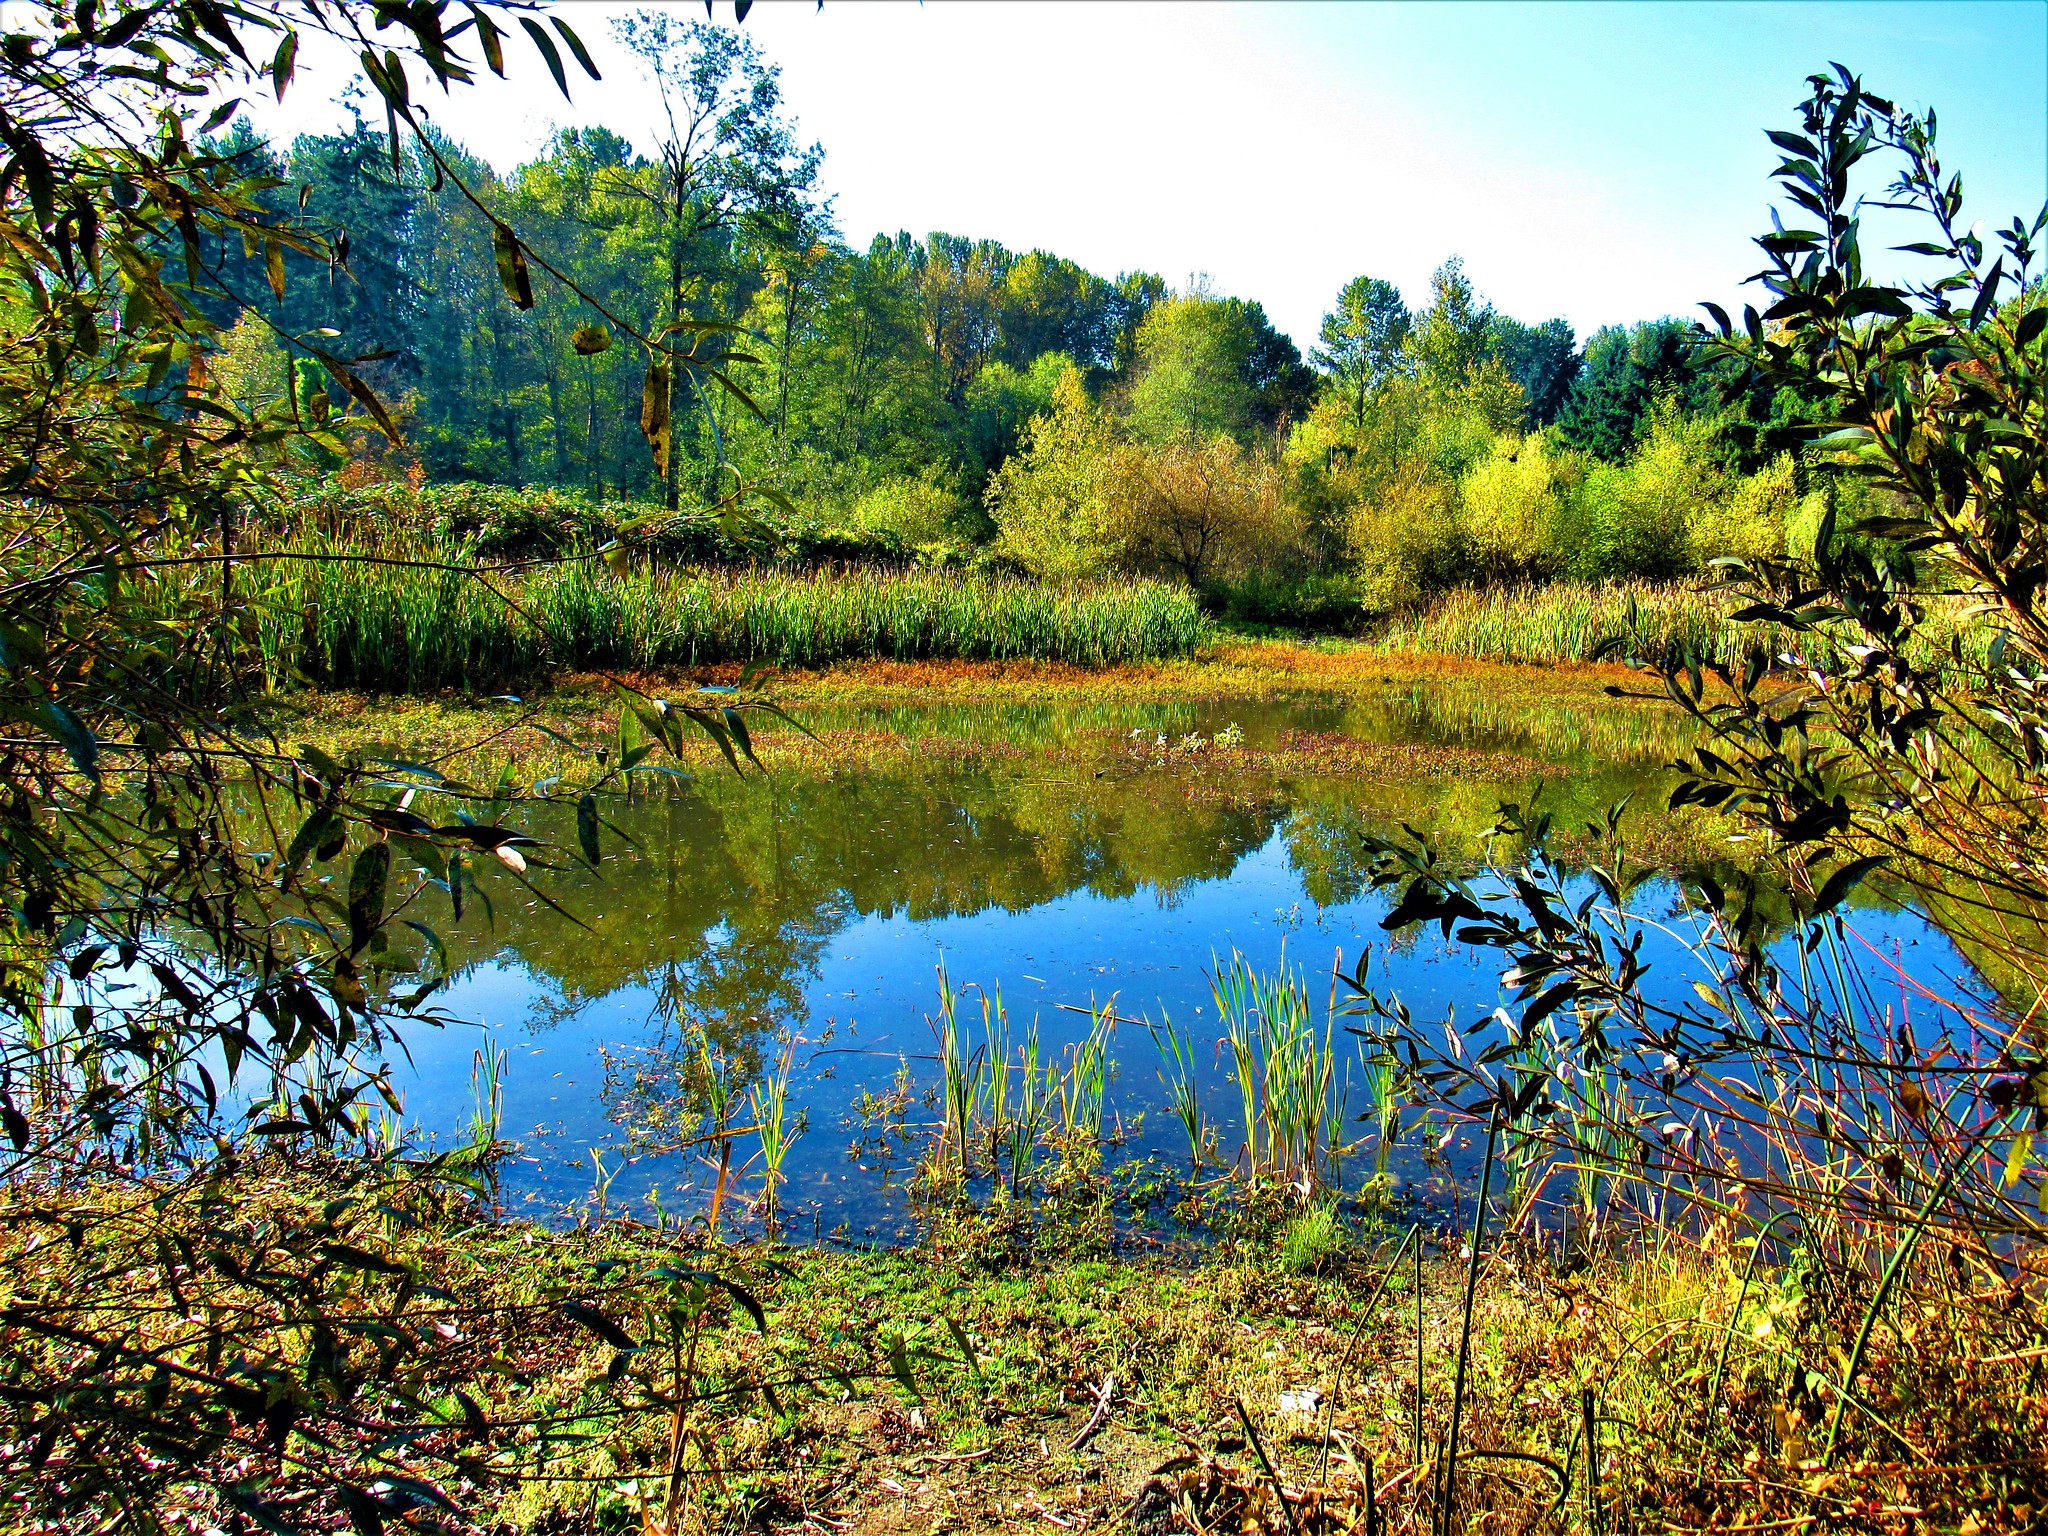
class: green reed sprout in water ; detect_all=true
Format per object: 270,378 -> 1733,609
1213,951 -> 1350,1196
685,1028 -> 740,1238
1562,1041 -> 1636,1237
467,1039 -> 507,1161
1004,1024 -> 1049,1195
748,1036 -> 805,1233
1353,1027 -> 1403,1177
931,966 -> 985,1187
1146,1007 -> 1208,1171
1052,1003 -> 1115,1149
981,990 -> 1051,1196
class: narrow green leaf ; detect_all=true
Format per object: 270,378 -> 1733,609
519,17 -> 570,98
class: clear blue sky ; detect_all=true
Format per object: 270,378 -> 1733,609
243,1 -> 2048,350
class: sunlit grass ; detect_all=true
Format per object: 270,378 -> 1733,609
227,535 -> 1212,688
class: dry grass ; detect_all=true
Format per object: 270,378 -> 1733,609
15,1161 -> 2038,1534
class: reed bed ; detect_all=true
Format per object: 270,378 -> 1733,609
225,534 -> 1212,690
1372,577 -> 1993,675
1369,581 -> 1769,669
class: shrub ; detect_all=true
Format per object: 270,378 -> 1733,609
1562,402 -> 1727,580
1687,449 -> 1794,566
1120,436 -> 1298,586
853,473 -> 970,548
986,366 -> 1133,581
1344,457 -> 1467,612
1460,431 -> 1582,580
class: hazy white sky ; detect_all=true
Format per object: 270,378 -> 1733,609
229,1 -> 2047,350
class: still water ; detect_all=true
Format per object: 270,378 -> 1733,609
371,689 -> 1961,1240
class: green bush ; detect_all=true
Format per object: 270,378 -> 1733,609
852,473 -> 971,549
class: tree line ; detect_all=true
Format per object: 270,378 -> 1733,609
202,14 -> 1838,619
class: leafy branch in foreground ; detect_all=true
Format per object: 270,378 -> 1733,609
1338,64 -> 2046,1511
0,1 -> 796,1526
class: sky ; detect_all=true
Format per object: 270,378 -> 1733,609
223,0 -> 2046,352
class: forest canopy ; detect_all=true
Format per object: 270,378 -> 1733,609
185,13 -> 1874,627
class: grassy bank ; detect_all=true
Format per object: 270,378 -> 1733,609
18,1159 -> 2041,1534
226,537 -> 1211,688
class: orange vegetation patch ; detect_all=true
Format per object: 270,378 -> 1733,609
570,642 -> 1647,707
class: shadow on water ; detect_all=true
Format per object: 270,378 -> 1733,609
352,693 -> 1960,1244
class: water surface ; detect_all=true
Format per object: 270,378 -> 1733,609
370,690 -> 1961,1240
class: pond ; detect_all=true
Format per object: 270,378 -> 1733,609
367,684 -> 1967,1243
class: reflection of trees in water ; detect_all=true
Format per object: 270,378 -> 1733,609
422,766 -> 1287,1051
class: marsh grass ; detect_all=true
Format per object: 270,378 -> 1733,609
1370,581 -> 1771,669
1148,1008 -> 1210,1171
1371,578 -> 1992,675
1213,951 -> 1351,1196
222,532 -> 1211,689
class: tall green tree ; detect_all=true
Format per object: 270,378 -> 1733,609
610,10 -> 822,506
1313,274 -> 1411,436
1489,314 -> 1579,429
1553,316 -> 1715,460
1407,256 -> 1496,396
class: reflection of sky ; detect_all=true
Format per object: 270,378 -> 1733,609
385,815 -> 1971,1240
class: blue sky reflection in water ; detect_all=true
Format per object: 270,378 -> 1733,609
376,741 -> 1972,1244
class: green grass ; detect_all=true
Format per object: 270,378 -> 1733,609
1370,577 -> 1995,676
1368,580 -> 1766,669
225,534 -> 1213,691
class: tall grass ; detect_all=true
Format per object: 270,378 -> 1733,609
1371,577 -> 1991,674
1213,951 -> 1349,1194
1369,581 -> 1770,669
225,532 -> 1212,690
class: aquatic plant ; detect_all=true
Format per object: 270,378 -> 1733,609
1213,950 -> 1350,1196
1146,1007 -> 1209,1170
931,967 -> 984,1188
748,1035 -> 805,1232
1055,1002 -> 1115,1147
467,1039 -> 507,1159
686,1027 -> 741,1238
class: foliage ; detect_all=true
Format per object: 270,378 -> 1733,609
1313,274 -> 1411,438
1126,292 -> 1295,446
1120,436 -> 1298,587
985,363 -> 1133,581
1339,66 -> 2048,1517
0,1 -> 801,1525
